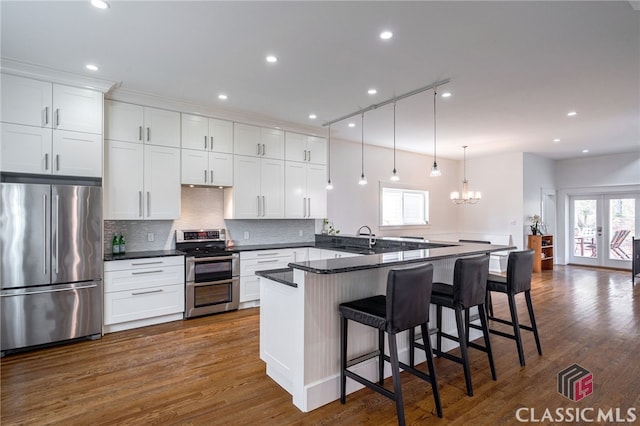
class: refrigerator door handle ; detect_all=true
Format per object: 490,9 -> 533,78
0,283 -> 98,297
54,194 -> 59,274
43,193 -> 47,275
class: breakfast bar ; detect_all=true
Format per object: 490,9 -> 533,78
257,239 -> 514,412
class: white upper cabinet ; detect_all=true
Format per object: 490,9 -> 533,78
181,149 -> 233,187
182,114 -> 233,153
1,123 -> 52,174
105,100 -> 180,148
284,162 -> 326,218
234,123 -> 284,159
143,145 -> 181,219
285,131 -> 326,165
1,74 -> 102,134
52,130 -> 102,177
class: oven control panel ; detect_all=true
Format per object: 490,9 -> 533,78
177,229 -> 226,243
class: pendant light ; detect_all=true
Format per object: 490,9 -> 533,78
358,112 -> 367,185
430,86 -> 442,177
390,101 -> 400,181
326,125 -> 334,190
450,145 -> 481,204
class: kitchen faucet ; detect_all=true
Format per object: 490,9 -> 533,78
356,225 -> 376,248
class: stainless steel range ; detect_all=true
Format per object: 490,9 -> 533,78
176,229 -> 239,318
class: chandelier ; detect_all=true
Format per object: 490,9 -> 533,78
450,145 -> 481,204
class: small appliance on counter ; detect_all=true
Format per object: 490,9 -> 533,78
176,229 -> 239,318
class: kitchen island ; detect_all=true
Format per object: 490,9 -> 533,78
257,239 -> 514,412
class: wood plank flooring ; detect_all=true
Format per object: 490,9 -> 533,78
2,265 -> 639,425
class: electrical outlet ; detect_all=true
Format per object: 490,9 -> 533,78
243,231 -> 250,240
147,233 -> 154,242
299,230 -> 303,237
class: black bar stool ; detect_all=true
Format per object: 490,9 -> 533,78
485,249 -> 542,366
422,254 -> 496,397
339,263 -> 442,425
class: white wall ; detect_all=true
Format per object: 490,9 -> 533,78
326,138 -> 459,238
523,153 -> 556,237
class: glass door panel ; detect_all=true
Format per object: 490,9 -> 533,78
572,199 -> 599,263
607,198 -> 634,263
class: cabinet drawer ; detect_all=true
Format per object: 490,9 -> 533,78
104,265 -> 184,293
240,249 -> 293,261
104,283 -> 185,325
104,256 -> 184,272
240,256 -> 293,276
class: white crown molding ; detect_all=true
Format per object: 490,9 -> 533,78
629,1 -> 640,11
0,57 -> 119,93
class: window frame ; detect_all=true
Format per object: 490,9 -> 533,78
379,181 -> 431,228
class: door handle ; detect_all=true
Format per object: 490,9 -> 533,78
303,150 -> 307,161
54,194 -> 59,274
205,135 -> 208,150
262,195 -> 266,217
131,261 -> 163,266
55,108 -> 60,127
131,270 -> 164,276
307,198 -> 311,217
43,107 -> 49,126
131,288 -> 164,295
257,144 -> 261,155
44,153 -> 49,170
147,192 -> 151,217
210,170 -> 214,184
257,195 -> 261,217
43,194 -> 47,275
138,126 -> 143,141
303,197 -> 307,217
204,170 -> 208,183
262,144 -> 266,156
56,154 -> 60,171
146,127 -> 150,142
138,191 -> 143,218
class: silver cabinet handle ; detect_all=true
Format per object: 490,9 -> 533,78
257,259 -> 279,264
303,150 -> 307,161
302,197 -> 307,217
204,135 -> 208,150
131,261 -> 163,266
44,153 -> 49,170
256,144 -> 260,155
43,107 -> 49,126
138,126 -> 143,141
256,252 -> 280,257
55,108 -> 60,127
204,170 -> 208,183
131,270 -> 164,276
1,283 -> 97,297
256,195 -> 260,216
131,289 -> 164,295
43,194 -> 47,275
146,191 -> 151,217
307,198 -> 311,217
210,170 -> 214,183
138,191 -> 143,217
262,144 -> 266,156
54,194 -> 59,274
308,151 -> 311,162
262,195 -> 265,217
56,154 -> 60,171
146,127 -> 150,142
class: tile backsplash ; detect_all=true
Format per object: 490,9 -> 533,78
104,186 -> 318,253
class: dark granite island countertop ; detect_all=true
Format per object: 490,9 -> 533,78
104,250 -> 186,262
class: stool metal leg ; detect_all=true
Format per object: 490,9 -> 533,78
408,327 -> 416,368
478,304 -> 497,381
421,323 -> 443,418
388,332 -> 405,426
436,305 -> 443,356
340,315 -> 348,404
525,290 -> 542,356
378,329 -> 385,385
455,307 -> 473,396
507,293 -> 526,367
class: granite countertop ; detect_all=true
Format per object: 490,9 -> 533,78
104,249 -> 186,262
229,242 -> 313,252
256,268 -> 296,288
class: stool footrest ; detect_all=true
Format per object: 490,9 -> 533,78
344,370 -> 396,401
346,350 -> 381,369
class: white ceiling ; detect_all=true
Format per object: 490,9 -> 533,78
1,1 -> 639,160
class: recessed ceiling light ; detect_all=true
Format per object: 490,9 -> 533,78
582,149 -> 589,153
368,88 -> 377,95
266,55 -> 278,63
553,138 -> 561,142
309,114 -> 317,119
380,31 -> 393,40
85,64 -> 99,71
348,123 -> 355,128
567,111 -> 577,117
441,92 -> 452,98
218,94 -> 228,100
91,0 -> 110,9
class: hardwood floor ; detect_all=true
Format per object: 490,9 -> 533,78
2,265 -> 639,425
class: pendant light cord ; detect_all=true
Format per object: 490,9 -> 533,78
361,112 -> 365,177
393,101 -> 397,173
327,125 -> 331,178
433,87 -> 437,163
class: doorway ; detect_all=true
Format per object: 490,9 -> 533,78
569,193 -> 638,268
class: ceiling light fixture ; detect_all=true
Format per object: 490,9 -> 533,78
85,64 -> 99,71
390,101 -> 399,182
326,125 -> 334,190
553,138 -> 560,142
218,94 -> 228,100
309,114 -> 317,119
266,55 -> 278,63
367,88 -> 377,95
91,0 -> 110,9
582,149 -> 589,153
359,112 -> 367,186
567,111 -> 577,117
441,92 -> 452,98
348,123 -> 355,128
430,86 -> 441,177
450,146 -> 481,205
380,31 -> 393,40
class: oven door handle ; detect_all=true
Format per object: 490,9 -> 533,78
193,255 -> 237,262
190,278 -> 237,287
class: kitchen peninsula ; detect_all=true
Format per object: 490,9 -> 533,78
257,237 -> 514,412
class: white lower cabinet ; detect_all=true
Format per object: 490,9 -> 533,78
239,249 -> 297,305
308,248 -> 361,260
103,256 -> 185,333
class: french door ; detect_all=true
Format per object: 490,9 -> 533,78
569,193 -> 638,268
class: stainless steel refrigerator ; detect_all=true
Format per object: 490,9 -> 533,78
0,181 -> 102,354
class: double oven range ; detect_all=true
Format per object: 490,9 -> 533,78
176,229 -> 239,318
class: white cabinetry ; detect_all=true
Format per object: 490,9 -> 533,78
308,248 -> 361,260
105,100 -> 180,148
104,140 -> 181,220
103,256 -> 185,333
0,74 -> 103,177
240,249 -> 295,306
285,162 -> 327,218
224,155 -> 284,218
181,150 -> 233,187
234,123 -> 284,159
181,113 -> 233,153
285,132 -> 326,165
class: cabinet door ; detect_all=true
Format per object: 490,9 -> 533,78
105,101 -> 144,143
1,74 -> 52,128
284,162 -> 306,218
144,145 -> 181,219
0,123 -> 52,174
240,275 -> 260,302
143,107 -> 180,148
52,84 -> 102,134
181,149 -> 208,185
306,164 -> 327,218
209,118 -> 233,153
232,155 -> 261,218
284,132 -> 307,162
181,113 -> 208,151
52,130 -> 102,177
104,140 -> 144,220
260,128 -> 284,159
261,158 -> 285,218
234,123 -> 261,157
210,152 -> 233,186
307,136 -> 327,165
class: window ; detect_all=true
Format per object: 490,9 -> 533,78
380,184 -> 429,226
